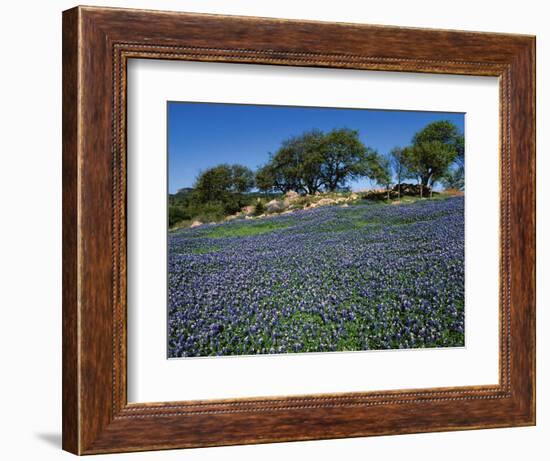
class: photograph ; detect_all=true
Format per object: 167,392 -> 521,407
167,102 -> 465,358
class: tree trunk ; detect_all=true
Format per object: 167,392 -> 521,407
421,175 -> 430,187
399,172 -> 403,199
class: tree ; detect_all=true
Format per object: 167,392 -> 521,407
260,130 -> 325,195
290,130 -> 325,194
319,128 -> 374,191
255,163 -> 277,195
412,120 -> 462,148
193,163 -> 254,213
450,135 -> 465,187
441,166 -> 465,191
193,164 -> 233,203
230,164 -> 255,193
373,154 -> 393,200
389,146 -> 407,199
257,128 -> 384,195
453,135 -> 465,169
401,146 -> 424,197
255,161 -> 298,195
402,120 -> 463,198
402,141 -> 457,197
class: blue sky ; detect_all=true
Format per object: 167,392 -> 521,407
168,102 -> 464,193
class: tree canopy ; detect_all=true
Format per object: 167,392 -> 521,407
403,141 -> 457,188
319,128 -> 377,191
256,122 -> 464,196
373,155 -> 393,199
403,120 -> 463,188
261,129 -> 325,194
442,165 -> 465,191
256,128 -> 387,194
193,163 -> 255,213
412,120 -> 463,148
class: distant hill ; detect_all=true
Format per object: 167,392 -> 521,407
171,187 -> 193,198
169,187 -> 194,205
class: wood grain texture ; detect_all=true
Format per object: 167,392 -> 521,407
62,7 -> 80,454
62,5 -> 536,455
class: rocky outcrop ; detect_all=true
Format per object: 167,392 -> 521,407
283,190 -> 300,206
266,199 -> 285,213
392,183 -> 432,197
241,205 -> 255,216
317,198 -> 336,206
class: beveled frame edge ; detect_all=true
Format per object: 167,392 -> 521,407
62,5 -> 535,455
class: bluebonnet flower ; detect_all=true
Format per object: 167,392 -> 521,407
168,197 -> 465,357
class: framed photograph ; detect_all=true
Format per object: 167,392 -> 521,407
62,6 -> 535,455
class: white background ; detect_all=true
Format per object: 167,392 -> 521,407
0,0 -> 546,460
128,60 -> 499,402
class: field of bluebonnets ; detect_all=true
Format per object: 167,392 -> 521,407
168,196 -> 465,357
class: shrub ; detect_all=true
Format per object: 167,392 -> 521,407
168,205 -> 191,227
193,202 -> 226,223
361,190 -> 398,201
222,197 -> 244,216
254,201 -> 266,216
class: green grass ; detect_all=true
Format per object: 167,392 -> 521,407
170,193 -> 456,235
201,220 -> 292,239
190,245 -> 221,254
385,191 -> 458,205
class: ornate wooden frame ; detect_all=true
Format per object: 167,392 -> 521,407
62,5 -> 536,455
